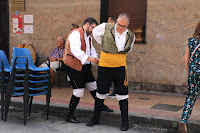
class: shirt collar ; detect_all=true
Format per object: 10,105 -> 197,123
57,46 -> 65,50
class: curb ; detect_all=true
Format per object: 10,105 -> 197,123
8,98 -> 200,133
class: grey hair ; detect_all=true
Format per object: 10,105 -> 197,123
118,13 -> 130,23
57,37 -> 65,43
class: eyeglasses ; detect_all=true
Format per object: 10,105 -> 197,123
117,23 -> 128,28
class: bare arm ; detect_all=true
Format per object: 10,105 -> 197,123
49,57 -> 63,62
184,46 -> 190,73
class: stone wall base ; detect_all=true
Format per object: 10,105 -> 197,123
129,82 -> 187,95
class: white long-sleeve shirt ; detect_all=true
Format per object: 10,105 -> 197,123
92,23 -> 135,52
68,31 -> 98,65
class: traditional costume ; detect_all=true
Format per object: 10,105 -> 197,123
63,27 -> 113,123
87,23 -> 135,131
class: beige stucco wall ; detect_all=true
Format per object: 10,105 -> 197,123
127,0 -> 200,93
9,0 -> 100,57
9,0 -> 200,93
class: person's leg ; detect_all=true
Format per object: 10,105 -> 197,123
179,73 -> 199,133
65,88 -> 84,123
39,65 -> 54,83
87,66 -> 112,126
40,61 -> 59,83
64,65 -> 85,123
50,67 -> 54,83
119,98 -> 129,131
180,88 -> 199,123
86,81 -> 114,112
84,65 -> 113,112
113,66 -> 129,131
49,61 -> 59,83
86,93 -> 107,126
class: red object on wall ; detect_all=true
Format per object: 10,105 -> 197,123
12,15 -> 22,34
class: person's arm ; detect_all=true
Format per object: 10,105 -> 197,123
55,58 -> 63,61
56,48 -> 65,61
184,46 -> 190,73
87,57 -> 99,64
90,37 -> 98,58
89,37 -> 99,65
92,23 -> 106,45
49,48 -> 57,61
68,31 -> 88,64
68,31 -> 99,64
128,34 -> 136,52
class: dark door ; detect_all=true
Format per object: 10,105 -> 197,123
100,0 -> 108,23
0,0 -> 9,57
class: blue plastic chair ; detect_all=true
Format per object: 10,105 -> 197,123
4,48 -> 51,125
0,50 -> 11,73
0,50 -> 11,120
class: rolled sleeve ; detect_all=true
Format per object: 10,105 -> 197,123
68,31 -> 88,64
92,23 -> 106,45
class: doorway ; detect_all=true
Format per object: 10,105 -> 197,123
0,0 -> 9,57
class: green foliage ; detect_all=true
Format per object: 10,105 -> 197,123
172,122 -> 178,128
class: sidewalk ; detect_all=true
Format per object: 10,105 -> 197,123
11,86 -> 200,130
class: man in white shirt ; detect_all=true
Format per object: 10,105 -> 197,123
62,17 -> 113,124
86,13 -> 135,131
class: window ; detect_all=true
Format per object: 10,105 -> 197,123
101,0 -> 147,43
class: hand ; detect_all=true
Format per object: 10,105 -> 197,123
87,57 -> 99,64
50,57 -> 56,62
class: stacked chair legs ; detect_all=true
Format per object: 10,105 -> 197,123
0,50 -> 12,120
3,48 -> 51,125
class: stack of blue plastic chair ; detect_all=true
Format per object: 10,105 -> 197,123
4,47 -> 51,125
0,50 -> 11,120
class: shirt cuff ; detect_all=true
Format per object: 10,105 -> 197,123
81,54 -> 89,65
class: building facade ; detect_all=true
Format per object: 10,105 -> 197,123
4,0 -> 200,93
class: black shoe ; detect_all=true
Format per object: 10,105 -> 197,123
101,105 -> 114,112
121,125 -> 129,131
86,118 -> 99,126
65,116 -> 80,123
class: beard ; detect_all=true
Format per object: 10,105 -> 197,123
86,31 -> 92,35
86,27 -> 92,35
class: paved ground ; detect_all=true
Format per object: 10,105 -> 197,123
2,107 -> 168,133
7,86 -> 200,132
22,86 -> 200,123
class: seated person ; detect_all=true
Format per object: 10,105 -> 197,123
40,37 -> 65,84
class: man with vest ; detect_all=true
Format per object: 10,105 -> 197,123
62,17 -> 113,123
86,13 -> 135,131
